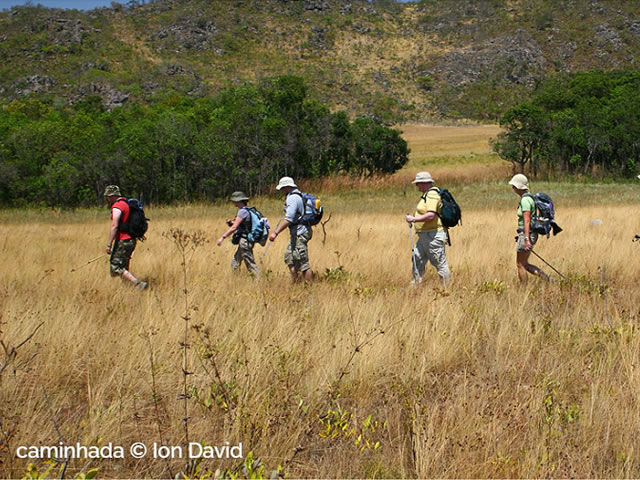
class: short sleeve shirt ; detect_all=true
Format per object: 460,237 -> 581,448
285,190 -> 310,236
414,189 -> 443,232
236,207 -> 250,232
112,198 -> 132,241
518,195 -> 536,230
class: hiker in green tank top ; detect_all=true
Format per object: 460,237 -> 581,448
509,174 -> 549,284
217,191 -> 259,275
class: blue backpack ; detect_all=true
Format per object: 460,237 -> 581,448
292,192 -> 323,226
243,207 -> 270,246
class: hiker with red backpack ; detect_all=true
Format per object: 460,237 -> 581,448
217,191 -> 269,275
269,176 -> 322,282
405,171 -> 451,286
104,185 -> 148,290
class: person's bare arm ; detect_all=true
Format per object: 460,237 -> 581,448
106,208 -> 122,254
217,216 -> 244,246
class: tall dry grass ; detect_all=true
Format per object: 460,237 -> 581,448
2,124 -> 640,478
2,192 -> 640,478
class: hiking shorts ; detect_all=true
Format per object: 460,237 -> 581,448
110,238 -> 136,276
516,230 -> 538,253
285,230 -> 312,272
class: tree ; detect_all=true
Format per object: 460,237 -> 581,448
494,103 -> 547,174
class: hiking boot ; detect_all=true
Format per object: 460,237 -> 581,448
136,281 -> 148,291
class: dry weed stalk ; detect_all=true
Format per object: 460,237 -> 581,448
163,228 -> 207,448
0,321 -> 44,377
141,327 -> 173,478
320,213 -> 332,246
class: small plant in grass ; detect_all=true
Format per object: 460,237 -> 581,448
319,407 -> 385,452
478,279 -> 507,295
210,451 -> 283,480
21,462 -> 98,479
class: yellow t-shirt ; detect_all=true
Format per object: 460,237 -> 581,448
414,188 -> 443,232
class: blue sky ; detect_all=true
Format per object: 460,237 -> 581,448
0,0 -> 113,9
1,0 -> 413,11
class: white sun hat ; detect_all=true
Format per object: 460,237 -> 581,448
508,173 -> 529,190
276,176 -> 298,190
412,171 -> 434,184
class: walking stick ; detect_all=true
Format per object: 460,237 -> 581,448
530,248 -> 566,280
258,214 -> 284,273
408,223 -> 419,282
70,253 -> 108,272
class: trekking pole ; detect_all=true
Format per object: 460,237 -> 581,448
530,248 -> 566,280
408,223 -> 419,282
70,253 -> 108,272
258,214 -> 284,273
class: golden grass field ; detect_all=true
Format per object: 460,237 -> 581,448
2,125 -> 640,479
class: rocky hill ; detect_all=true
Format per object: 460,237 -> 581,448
2,0 -> 640,122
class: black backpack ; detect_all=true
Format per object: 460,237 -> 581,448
522,192 -> 562,237
118,198 -> 149,240
423,188 -> 461,228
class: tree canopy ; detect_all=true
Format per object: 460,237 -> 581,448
0,75 -> 409,207
492,70 -> 640,178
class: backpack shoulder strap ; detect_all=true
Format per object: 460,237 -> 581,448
520,193 -> 538,217
239,206 -> 253,232
288,191 -> 306,224
521,192 -> 536,206
113,197 -> 128,208
420,187 -> 439,201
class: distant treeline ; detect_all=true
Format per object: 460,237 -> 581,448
493,70 -> 640,178
0,75 -> 409,207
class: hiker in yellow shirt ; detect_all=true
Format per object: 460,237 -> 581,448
405,171 -> 450,286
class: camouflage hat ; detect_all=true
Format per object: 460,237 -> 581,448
103,185 -> 121,196
230,191 -> 249,202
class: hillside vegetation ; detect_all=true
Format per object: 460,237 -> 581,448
2,0 -> 640,121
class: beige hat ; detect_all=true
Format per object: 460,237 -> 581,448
412,171 -> 434,184
103,185 -> 121,196
276,176 -> 297,190
230,191 -> 249,202
508,173 -> 529,191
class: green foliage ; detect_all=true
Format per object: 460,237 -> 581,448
0,77 -> 408,206
416,75 -> 434,92
495,70 -> 640,178
21,462 -> 98,479
211,451 -> 282,480
319,407 -> 384,452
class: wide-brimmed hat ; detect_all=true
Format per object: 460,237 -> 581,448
508,173 -> 529,191
103,185 -> 121,196
276,176 -> 297,190
230,191 -> 249,202
412,171 -> 434,184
